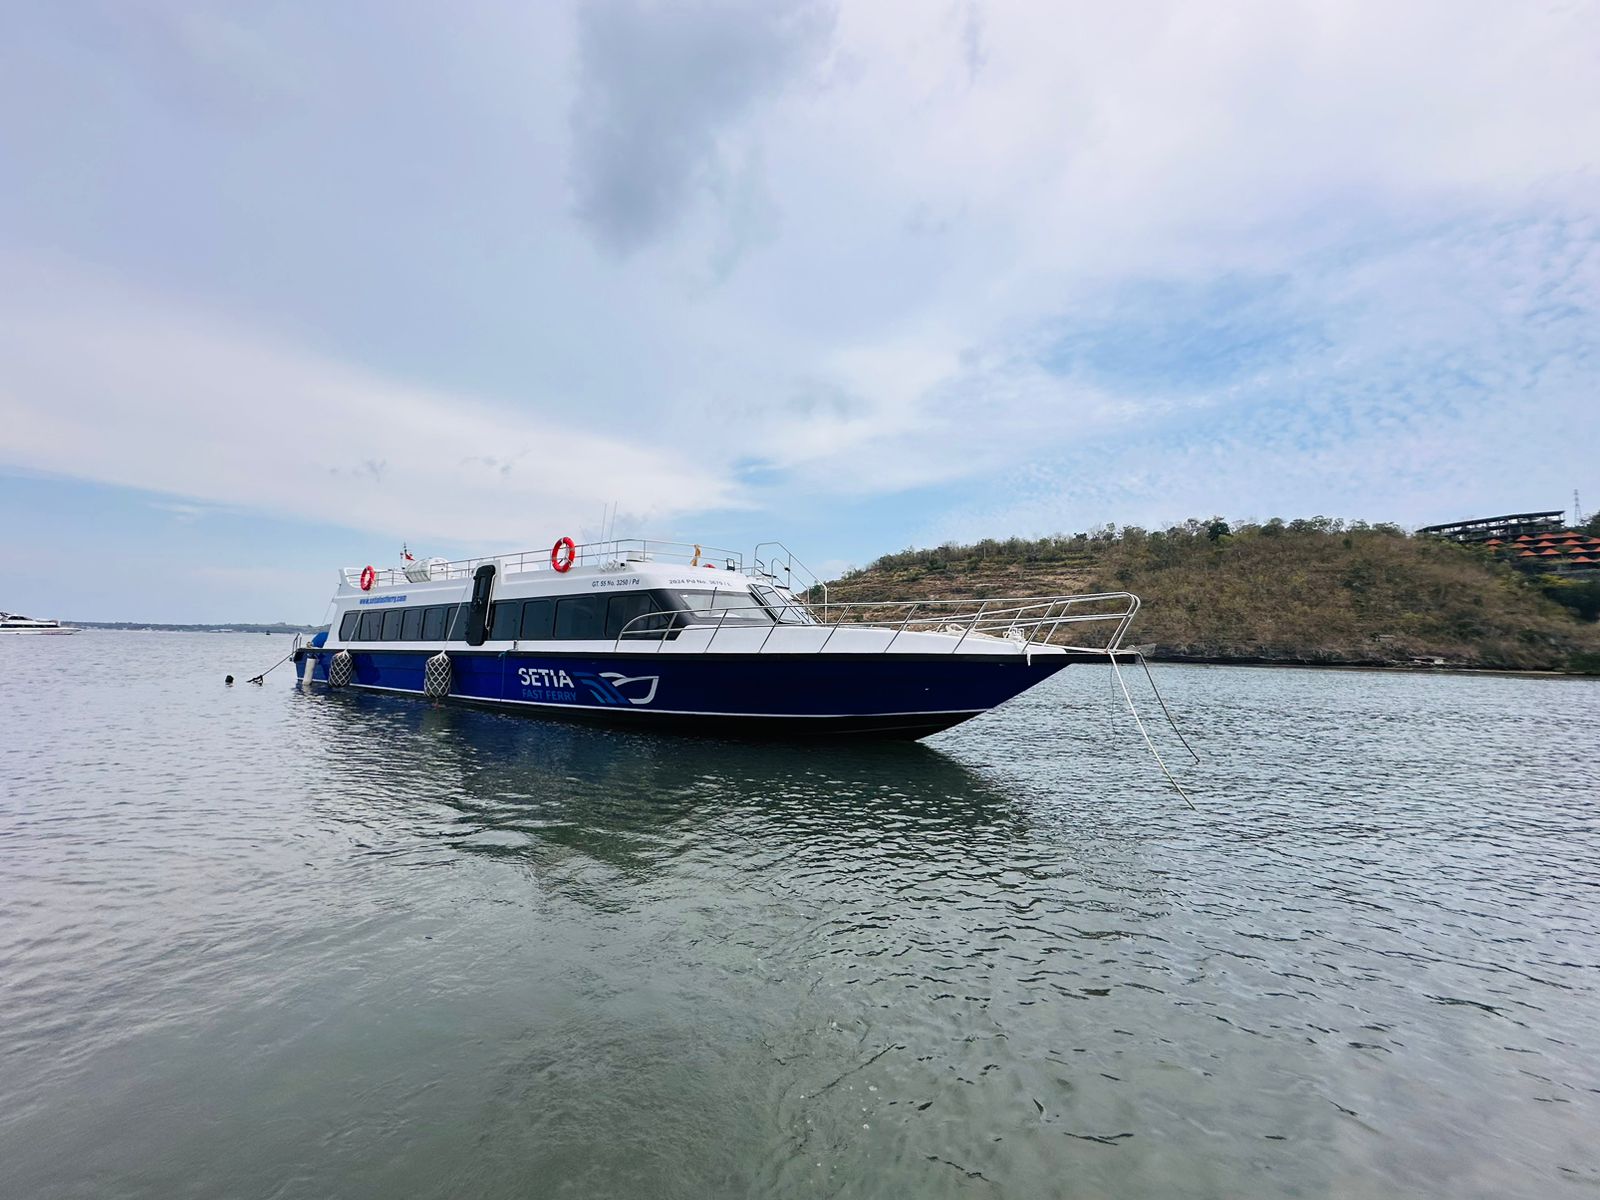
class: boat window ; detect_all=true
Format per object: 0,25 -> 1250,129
381,609 -> 404,641
666,589 -> 776,624
554,595 -> 607,640
358,610 -> 384,640
446,605 -> 470,641
421,606 -> 447,641
606,592 -> 670,638
401,607 -> 424,641
751,584 -> 817,625
489,601 -> 521,641
520,598 -> 555,640
339,612 -> 359,640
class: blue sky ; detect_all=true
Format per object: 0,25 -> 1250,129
2,1 -> 1597,623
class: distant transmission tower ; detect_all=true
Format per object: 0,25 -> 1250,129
1577,488 -> 1585,527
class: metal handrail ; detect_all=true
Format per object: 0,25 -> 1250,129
611,591 -> 1140,655
752,541 -> 829,617
342,539 -> 745,591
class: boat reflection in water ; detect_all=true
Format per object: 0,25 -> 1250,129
297,686 -> 1038,886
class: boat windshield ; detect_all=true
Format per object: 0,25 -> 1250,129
750,584 -> 817,625
666,589 -> 777,624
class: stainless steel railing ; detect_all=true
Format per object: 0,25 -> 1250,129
751,541 -> 829,616
612,592 -> 1140,654
342,539 -> 746,590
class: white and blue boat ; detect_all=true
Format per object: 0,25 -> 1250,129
291,539 -> 1142,739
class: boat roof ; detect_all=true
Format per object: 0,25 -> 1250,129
335,539 -> 777,600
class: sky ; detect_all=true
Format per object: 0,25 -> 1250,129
1,1 -> 1597,623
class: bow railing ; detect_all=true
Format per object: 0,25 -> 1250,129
613,592 -> 1141,654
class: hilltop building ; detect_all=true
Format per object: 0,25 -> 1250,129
1488,530 -> 1600,578
1419,511 -> 1565,543
1421,509 -> 1599,579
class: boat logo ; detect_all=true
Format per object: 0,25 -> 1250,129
515,667 -> 659,706
592,672 -> 659,706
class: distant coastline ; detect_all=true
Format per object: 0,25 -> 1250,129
66,621 -> 321,634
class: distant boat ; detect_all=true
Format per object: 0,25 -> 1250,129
1,611 -> 78,635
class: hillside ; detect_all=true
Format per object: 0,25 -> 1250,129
826,518 -> 1600,673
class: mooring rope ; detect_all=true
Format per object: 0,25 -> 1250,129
1106,649 -> 1197,810
243,649 -> 296,686
1130,651 -> 1200,765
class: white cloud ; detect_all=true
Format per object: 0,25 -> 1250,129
637,0 -> 1600,502
0,257 -> 741,545
2,0 -> 1596,563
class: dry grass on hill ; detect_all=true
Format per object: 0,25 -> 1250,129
826,519 -> 1600,672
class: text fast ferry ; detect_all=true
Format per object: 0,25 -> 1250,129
292,538 -> 1142,739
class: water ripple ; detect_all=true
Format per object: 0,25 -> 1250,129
2,637 -> 1598,1198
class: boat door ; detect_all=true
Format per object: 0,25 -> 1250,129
465,564 -> 495,646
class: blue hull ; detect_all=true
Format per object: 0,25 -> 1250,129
294,647 -> 1079,739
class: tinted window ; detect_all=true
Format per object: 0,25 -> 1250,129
490,601 -> 521,641
446,605 -> 470,641
421,606 -> 446,641
520,599 -> 555,640
358,610 -> 383,640
401,607 -> 424,641
607,592 -> 665,638
554,595 -> 607,640
381,609 -> 404,640
339,611 -> 359,640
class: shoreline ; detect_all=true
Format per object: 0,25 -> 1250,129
1133,654 -> 1595,678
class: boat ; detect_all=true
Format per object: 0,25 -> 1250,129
290,539 -> 1142,739
1,612 -> 79,635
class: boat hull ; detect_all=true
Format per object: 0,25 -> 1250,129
294,647 -> 1079,740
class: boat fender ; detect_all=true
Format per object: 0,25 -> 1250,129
359,565 -> 376,591
328,649 -> 354,688
424,651 -> 452,699
551,536 -> 576,573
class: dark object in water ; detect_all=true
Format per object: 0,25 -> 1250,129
225,675 -> 234,685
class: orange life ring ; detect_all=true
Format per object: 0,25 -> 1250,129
360,565 -> 376,591
551,537 -> 576,573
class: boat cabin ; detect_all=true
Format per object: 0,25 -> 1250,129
328,542 -> 816,652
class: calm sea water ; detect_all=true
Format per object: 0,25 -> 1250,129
2,633 -> 1598,1199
